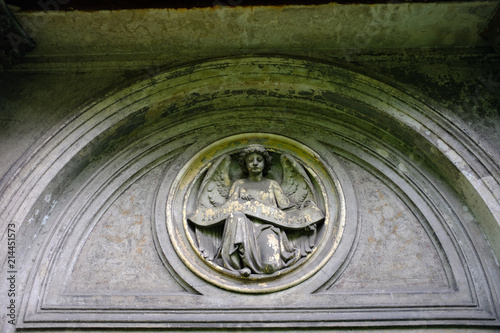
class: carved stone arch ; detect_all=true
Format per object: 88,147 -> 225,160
1,56 -> 499,330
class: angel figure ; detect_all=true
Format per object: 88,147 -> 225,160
188,144 -> 324,277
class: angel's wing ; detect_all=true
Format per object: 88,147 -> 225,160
281,154 -> 322,256
194,154 -> 232,261
280,154 -> 316,209
197,154 -> 232,208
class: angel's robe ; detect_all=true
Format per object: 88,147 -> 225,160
220,178 -> 301,274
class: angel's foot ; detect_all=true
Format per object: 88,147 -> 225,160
240,267 -> 251,277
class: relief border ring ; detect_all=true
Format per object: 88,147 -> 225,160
156,133 -> 350,293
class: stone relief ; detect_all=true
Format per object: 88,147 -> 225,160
187,144 -> 325,277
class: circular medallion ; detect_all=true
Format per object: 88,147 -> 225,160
156,134 -> 346,293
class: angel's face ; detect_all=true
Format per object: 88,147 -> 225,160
246,153 -> 265,175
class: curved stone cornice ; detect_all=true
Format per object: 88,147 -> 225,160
0,55 -> 499,329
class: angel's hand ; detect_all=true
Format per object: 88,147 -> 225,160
241,194 -> 255,201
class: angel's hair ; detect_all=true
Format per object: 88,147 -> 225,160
238,144 -> 273,175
